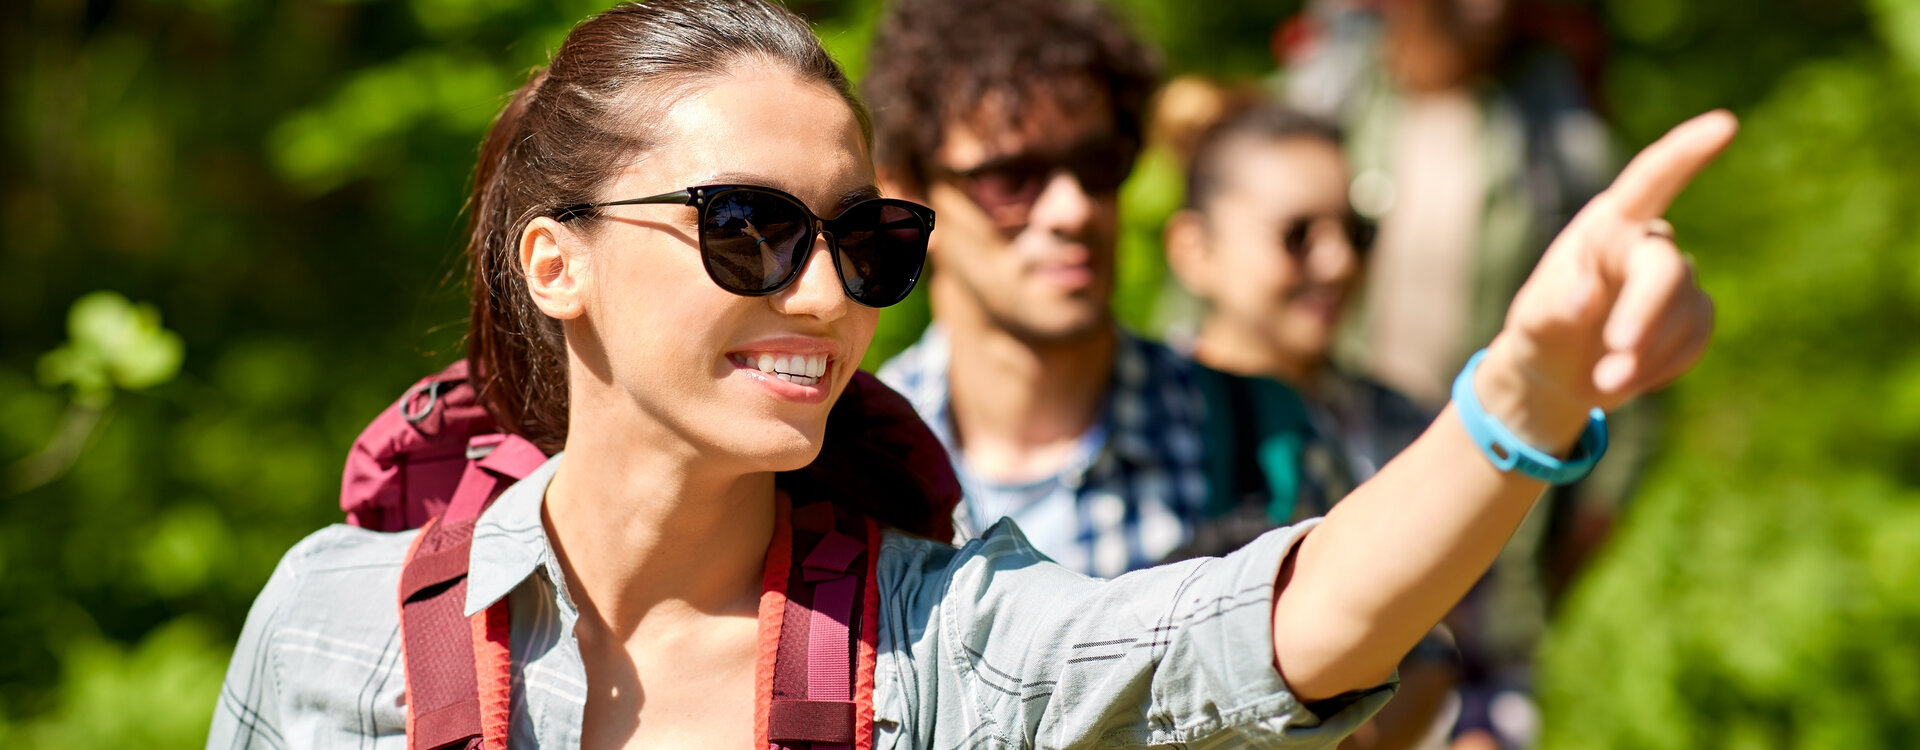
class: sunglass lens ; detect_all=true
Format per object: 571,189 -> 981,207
1349,214 -> 1378,255
1072,141 -> 1135,194
832,201 -> 929,307
1282,219 -> 1313,259
701,189 -> 810,294
965,163 -> 1049,228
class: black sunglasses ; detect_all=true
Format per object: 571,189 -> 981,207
930,135 -> 1137,232
556,184 -> 935,308
1281,212 -> 1378,260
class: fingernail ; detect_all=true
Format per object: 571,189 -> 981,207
1594,355 -> 1634,393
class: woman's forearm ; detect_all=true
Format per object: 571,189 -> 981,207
1267,110 -> 1738,701
1274,341 -> 1594,700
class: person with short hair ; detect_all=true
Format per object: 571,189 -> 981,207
867,0 -> 1350,578
1165,104 -> 1430,486
1165,103 -> 1455,750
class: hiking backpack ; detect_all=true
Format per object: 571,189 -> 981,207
340,359 -> 960,749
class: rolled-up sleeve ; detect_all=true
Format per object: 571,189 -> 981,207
875,518 -> 1393,749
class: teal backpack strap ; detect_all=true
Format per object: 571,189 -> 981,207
1195,364 -> 1241,519
1245,377 -> 1314,523
1196,366 -> 1316,524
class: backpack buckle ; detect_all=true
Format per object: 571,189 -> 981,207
404,380 -> 452,424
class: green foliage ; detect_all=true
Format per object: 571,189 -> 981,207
0,618 -> 231,748
1537,1 -> 1920,745
3,0 -> 1918,746
38,292 -> 185,403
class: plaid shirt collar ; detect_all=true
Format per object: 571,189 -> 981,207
881,324 -> 1176,471
878,324 -> 1211,576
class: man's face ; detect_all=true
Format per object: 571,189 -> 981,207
919,90 -> 1126,343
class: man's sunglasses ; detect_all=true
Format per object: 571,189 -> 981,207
930,135 -> 1137,232
1282,212 -> 1378,260
556,184 -> 935,308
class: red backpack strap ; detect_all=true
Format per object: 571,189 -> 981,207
394,427 -> 538,749
444,433 -> 549,523
759,496 -> 882,750
398,516 -> 511,750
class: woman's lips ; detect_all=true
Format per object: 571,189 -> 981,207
728,352 -> 833,404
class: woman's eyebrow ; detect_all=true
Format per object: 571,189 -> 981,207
838,184 -> 883,210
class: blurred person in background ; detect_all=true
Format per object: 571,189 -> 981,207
1279,1 -> 1645,748
1164,102 -> 1453,750
1164,104 -> 1430,484
864,0 -> 1351,579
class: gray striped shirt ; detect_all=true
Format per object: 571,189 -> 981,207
208,455 -> 1389,748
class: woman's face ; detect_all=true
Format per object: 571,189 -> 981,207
1192,136 -> 1361,365
529,63 -> 880,472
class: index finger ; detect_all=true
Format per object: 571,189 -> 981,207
1603,110 -> 1740,222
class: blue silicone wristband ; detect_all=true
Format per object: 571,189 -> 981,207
1451,349 -> 1608,485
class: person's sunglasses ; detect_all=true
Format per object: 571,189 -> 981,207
555,184 -> 935,308
1281,212 -> 1378,260
931,135 -> 1137,232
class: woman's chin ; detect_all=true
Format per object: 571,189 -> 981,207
723,421 -> 828,473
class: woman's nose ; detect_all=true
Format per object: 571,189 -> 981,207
772,234 -> 852,320
1308,226 -> 1360,282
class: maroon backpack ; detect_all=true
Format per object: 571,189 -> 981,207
341,360 -> 959,749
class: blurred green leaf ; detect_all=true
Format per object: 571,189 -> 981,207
36,292 -> 185,399
137,504 -> 236,599
0,618 -> 230,748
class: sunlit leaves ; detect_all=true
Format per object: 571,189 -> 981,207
36,292 -> 185,404
268,51 -> 515,195
1538,2 -> 1920,747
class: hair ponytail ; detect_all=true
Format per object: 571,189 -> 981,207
468,67 -> 571,453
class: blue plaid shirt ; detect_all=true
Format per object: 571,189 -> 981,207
878,326 -> 1211,578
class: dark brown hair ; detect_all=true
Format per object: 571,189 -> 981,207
467,0 -> 868,453
862,0 -> 1161,191
1183,105 -> 1342,211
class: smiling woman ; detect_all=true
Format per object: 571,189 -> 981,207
205,1 -> 1733,749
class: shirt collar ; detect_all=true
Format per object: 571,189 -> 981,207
889,323 -> 1171,470
889,324 -> 959,451
463,452 -> 567,617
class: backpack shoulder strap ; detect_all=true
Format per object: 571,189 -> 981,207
398,515 -> 509,750
1195,365 -> 1316,523
760,495 -> 882,750
396,434 -> 535,750
404,486 -> 880,750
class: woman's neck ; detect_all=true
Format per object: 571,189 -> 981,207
1193,319 -> 1323,393
542,408 -> 777,642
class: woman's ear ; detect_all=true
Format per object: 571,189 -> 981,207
520,217 -> 588,320
1163,209 -> 1214,301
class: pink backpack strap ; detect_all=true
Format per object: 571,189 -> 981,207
398,516 -> 501,750
396,433 -> 539,749
762,497 -> 881,750
443,433 -> 548,524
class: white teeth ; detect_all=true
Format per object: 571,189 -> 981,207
738,353 -> 827,385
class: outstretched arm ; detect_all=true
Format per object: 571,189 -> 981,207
1270,111 -> 1739,701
